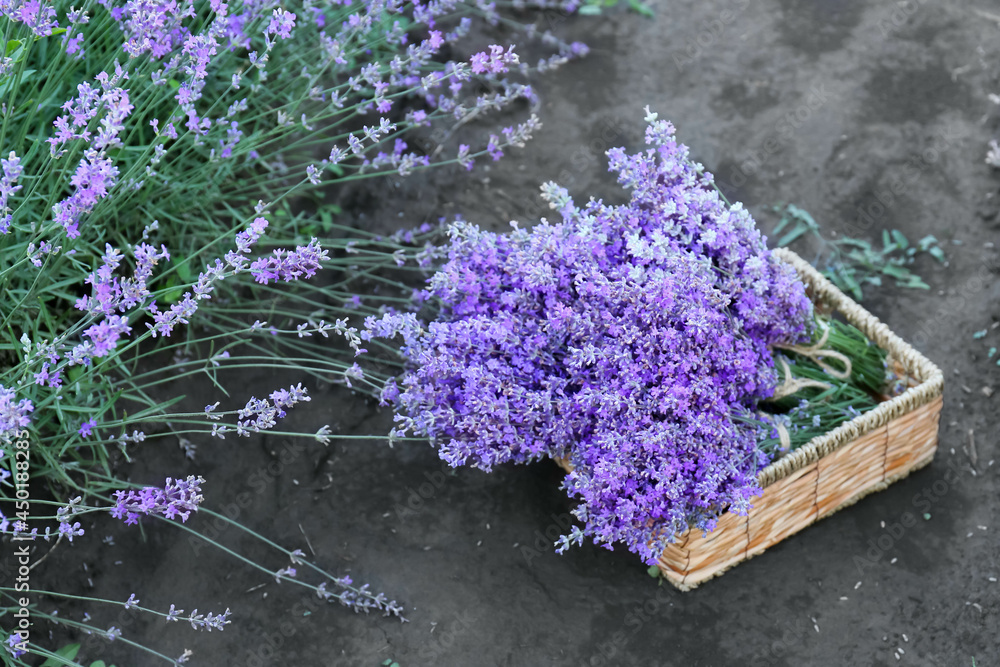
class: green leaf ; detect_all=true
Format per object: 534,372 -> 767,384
46,27 -> 67,37
319,209 -> 335,232
168,78 -> 181,89
647,564 -> 661,578
629,0 -> 655,17
776,225 -> 809,248
811,386 -> 840,402
890,229 -> 909,248
578,4 -> 602,14
40,644 -> 81,666
917,234 -> 938,250
837,237 -> 870,250
67,364 -> 85,383
840,270 -> 863,301
159,277 -> 185,304
5,39 -> 23,58
176,260 -> 194,283
880,264 -> 910,280
786,203 -> 818,229
91,661 -> 107,667
0,68 -> 35,98
770,209 -> 794,239
770,221 -> 791,241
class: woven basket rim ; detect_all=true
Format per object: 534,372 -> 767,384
757,248 -> 945,488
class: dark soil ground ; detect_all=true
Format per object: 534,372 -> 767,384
16,0 -> 1000,665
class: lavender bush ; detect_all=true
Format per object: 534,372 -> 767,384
0,0 -> 585,662
367,110 -> 819,564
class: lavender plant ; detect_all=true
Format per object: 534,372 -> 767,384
367,110 -> 824,564
0,0 -> 585,662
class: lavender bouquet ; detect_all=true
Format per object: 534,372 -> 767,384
368,110 -> 885,564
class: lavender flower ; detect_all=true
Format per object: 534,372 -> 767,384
5,632 -> 26,659
110,475 -> 206,525
1,0 -> 59,36
57,521 -> 84,541
184,607 -> 232,631
248,238 -> 329,285
78,418 -> 96,438
82,314 -> 132,358
0,384 -> 33,437
469,44 -> 518,75
0,151 -> 23,234
368,112 -> 813,563
266,8 -> 296,39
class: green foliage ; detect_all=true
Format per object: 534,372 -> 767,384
35,643 -> 115,667
770,204 -> 947,301
37,643 -> 79,666
757,316 -> 889,457
579,0 -> 654,17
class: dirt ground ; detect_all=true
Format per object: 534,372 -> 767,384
25,0 -> 1000,665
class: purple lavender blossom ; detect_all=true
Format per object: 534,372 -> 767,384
248,238 -> 329,285
469,44 -> 518,75
82,314 -> 132,358
1,0 -> 59,36
266,8 -> 296,39
367,113 -> 813,563
58,520 -> 84,541
78,418 -> 97,438
47,68 -> 133,238
110,475 -> 206,525
5,632 -> 26,659
225,384 -> 311,436
0,151 -> 23,234
0,385 -> 33,437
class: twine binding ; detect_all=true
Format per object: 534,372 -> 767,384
772,318 -> 853,380
770,356 -> 832,399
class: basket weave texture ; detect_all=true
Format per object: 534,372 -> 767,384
554,248 -> 944,591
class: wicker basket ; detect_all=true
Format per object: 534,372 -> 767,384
555,248 -> 944,591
